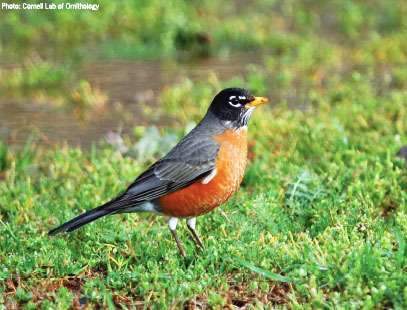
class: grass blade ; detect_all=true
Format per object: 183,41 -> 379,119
232,256 -> 292,283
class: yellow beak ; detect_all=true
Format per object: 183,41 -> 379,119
246,96 -> 270,107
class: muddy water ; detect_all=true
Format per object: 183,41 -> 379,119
0,53 -> 263,149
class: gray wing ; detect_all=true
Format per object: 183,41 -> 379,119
101,132 -> 220,211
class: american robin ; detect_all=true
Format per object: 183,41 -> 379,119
48,88 -> 270,257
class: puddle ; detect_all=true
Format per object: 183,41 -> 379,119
0,53 -> 264,149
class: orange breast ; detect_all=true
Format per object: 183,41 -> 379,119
159,128 -> 248,217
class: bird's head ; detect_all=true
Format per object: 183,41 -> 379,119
208,88 -> 270,128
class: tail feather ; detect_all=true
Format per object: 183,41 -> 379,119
48,206 -> 115,235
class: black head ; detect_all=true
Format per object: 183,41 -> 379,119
208,88 -> 270,128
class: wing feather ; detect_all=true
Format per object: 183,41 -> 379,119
102,131 -> 220,211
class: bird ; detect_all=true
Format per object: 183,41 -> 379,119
48,88 -> 270,257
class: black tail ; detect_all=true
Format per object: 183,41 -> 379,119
48,206 -> 115,235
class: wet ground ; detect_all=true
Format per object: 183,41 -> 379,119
0,53 -> 263,148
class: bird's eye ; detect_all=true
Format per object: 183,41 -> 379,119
228,96 -> 241,107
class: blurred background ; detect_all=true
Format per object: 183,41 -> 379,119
1,0 -> 405,149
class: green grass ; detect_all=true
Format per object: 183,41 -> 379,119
1,0 -> 407,308
1,57 -> 407,308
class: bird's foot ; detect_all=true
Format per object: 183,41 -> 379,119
170,229 -> 186,258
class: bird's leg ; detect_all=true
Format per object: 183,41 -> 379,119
168,217 -> 186,258
186,217 -> 205,251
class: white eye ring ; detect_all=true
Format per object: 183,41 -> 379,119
229,95 -> 241,107
229,101 -> 241,107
